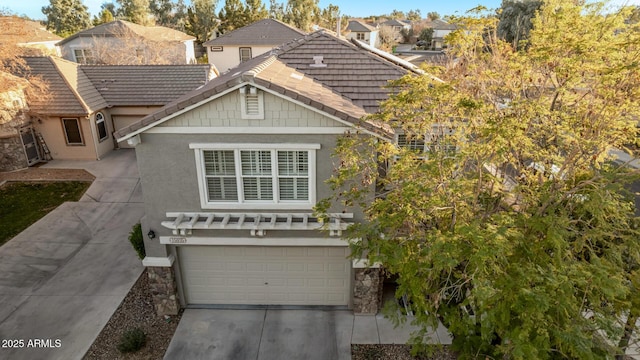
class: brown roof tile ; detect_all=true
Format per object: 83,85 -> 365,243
203,19 -> 305,46
21,57 -> 105,116
114,31 -> 409,140
81,64 -> 211,106
57,20 -> 194,46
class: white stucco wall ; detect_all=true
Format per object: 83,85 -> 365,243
206,45 -> 275,73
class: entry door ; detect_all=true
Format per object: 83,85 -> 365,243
20,127 -> 40,166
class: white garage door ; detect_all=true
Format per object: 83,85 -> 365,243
178,246 -> 351,305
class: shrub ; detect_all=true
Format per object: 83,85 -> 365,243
117,327 -> 146,353
128,223 -> 145,260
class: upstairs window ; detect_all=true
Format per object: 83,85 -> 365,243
73,48 -> 95,64
192,144 -> 319,209
356,33 -> 365,40
239,47 -> 252,63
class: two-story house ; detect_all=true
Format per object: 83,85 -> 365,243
56,20 -> 196,65
202,19 -> 306,74
345,20 -> 379,48
114,30 -> 419,316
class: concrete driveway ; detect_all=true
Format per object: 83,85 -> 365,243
165,309 -> 355,360
165,308 -> 452,360
0,149 -> 144,360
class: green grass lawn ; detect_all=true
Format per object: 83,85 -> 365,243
0,181 -> 91,245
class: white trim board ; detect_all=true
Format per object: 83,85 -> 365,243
160,236 -> 349,246
148,127 -> 352,134
141,254 -> 175,267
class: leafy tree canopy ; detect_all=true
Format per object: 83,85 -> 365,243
321,0 -> 640,358
41,0 -> 91,37
186,0 -> 218,42
117,0 -> 154,25
497,0 -> 542,49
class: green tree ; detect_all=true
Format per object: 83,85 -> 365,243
269,0 -> 285,21
417,27 -> 433,47
149,0 -> 173,26
245,0 -> 269,23
93,5 -> 115,26
284,0 -> 318,31
41,0 -> 91,37
406,9 -> 421,21
388,9 -> 404,19
497,0 -> 542,49
426,11 -> 440,20
321,1 -> 640,358
218,0 -> 246,33
117,0 -> 154,25
186,0 -> 218,43
318,3 -> 339,31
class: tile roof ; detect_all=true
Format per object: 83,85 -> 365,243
381,19 -> 411,27
427,19 -> 457,31
276,31 -> 409,113
57,20 -> 194,46
21,57 -> 106,116
81,64 -> 211,106
346,20 -> 377,33
18,57 -> 211,115
115,30 -> 414,141
0,16 -> 62,44
203,19 -> 305,46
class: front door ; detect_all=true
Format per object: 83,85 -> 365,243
19,126 -> 40,166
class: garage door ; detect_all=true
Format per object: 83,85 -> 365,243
178,246 -> 351,305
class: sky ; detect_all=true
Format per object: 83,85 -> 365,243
2,0 -> 639,22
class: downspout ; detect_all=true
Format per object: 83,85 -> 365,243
87,114 -> 101,160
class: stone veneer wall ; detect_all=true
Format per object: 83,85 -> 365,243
353,267 -> 384,314
147,267 -> 180,316
0,135 -> 27,172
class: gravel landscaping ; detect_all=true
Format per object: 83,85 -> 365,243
83,269 -> 183,360
352,344 -> 457,360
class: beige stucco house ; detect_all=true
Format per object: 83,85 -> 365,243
15,56 -> 212,161
203,19 -> 306,73
56,20 -> 196,65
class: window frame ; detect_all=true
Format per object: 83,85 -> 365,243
191,143 -> 320,210
356,33 -> 366,41
72,47 -> 95,64
61,118 -> 84,146
95,112 -> 108,142
395,124 -> 456,158
239,47 -> 252,63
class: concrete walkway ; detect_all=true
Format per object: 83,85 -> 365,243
0,149 -> 144,360
164,309 -> 451,360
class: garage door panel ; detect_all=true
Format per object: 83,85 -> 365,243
179,246 -> 350,305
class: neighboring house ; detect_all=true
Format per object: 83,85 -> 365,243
0,16 -> 62,56
15,56 -> 211,161
114,30 -> 418,315
381,19 -> 411,33
427,19 -> 457,50
56,20 -> 196,65
203,19 -> 306,74
345,20 -> 379,48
